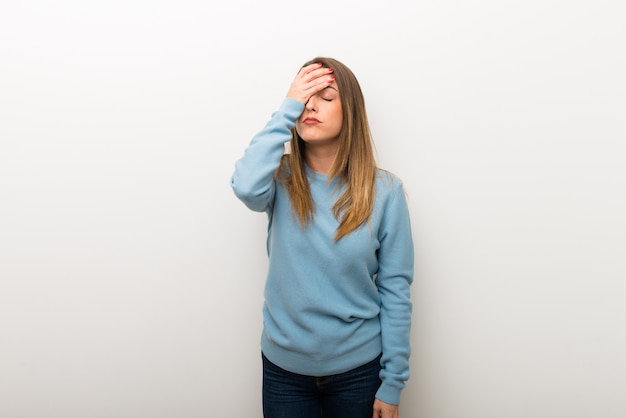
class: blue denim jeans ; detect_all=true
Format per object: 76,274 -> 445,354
262,352 -> 382,418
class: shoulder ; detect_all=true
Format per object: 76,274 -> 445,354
372,169 -> 410,216
372,169 -> 413,236
375,169 -> 406,197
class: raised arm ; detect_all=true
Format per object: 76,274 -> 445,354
230,63 -> 335,212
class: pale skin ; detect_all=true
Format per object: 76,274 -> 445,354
286,63 -> 401,418
287,63 -> 341,174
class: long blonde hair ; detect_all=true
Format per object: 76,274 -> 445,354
277,57 -> 377,241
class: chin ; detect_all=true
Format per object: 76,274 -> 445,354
297,133 -> 318,142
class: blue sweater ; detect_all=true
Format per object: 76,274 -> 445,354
231,98 -> 414,405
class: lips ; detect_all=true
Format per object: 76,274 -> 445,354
302,117 -> 320,124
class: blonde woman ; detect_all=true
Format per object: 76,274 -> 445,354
231,57 -> 413,418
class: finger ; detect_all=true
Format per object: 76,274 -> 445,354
297,69 -> 333,89
309,73 -> 335,89
301,66 -> 333,84
294,65 -> 332,87
301,74 -> 335,98
297,62 -> 323,78
287,66 -> 333,103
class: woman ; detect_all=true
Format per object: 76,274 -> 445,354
231,57 -> 414,418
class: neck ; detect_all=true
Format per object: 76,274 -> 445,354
304,142 -> 338,174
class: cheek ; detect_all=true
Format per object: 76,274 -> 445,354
295,124 -> 306,139
330,109 -> 343,131
323,101 -> 341,121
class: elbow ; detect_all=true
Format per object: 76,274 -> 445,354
231,177 -> 257,202
230,177 -> 272,212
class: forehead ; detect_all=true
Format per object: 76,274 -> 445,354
324,82 -> 339,93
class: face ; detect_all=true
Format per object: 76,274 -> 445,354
295,81 -> 343,146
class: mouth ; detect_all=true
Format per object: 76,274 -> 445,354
302,117 -> 321,124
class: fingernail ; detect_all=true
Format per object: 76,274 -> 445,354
328,67 -> 334,72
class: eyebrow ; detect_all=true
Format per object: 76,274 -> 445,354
325,86 -> 338,92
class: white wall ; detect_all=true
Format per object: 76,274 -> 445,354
1,1 -> 624,417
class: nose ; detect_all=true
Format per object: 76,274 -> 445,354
305,96 -> 317,111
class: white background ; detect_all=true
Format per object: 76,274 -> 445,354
1,1 -> 625,417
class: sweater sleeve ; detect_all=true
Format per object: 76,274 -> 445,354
375,178 -> 414,405
231,98 -> 304,212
